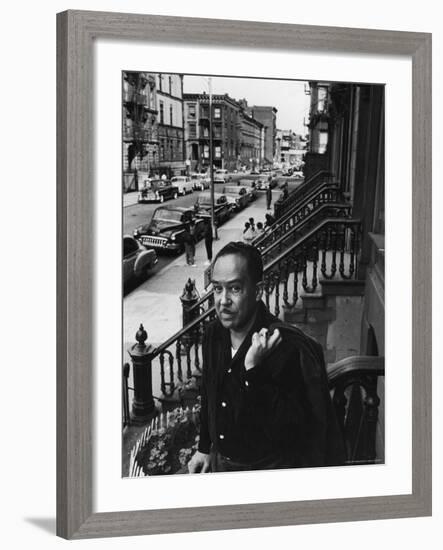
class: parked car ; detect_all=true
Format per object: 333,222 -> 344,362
190,173 -> 210,190
170,176 -> 194,195
213,169 -> 231,184
123,235 -> 158,284
194,192 -> 231,226
133,206 -> 204,253
222,185 -> 250,211
255,175 -> 271,190
238,178 -> 258,201
138,179 -> 179,203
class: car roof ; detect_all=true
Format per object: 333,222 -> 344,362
154,206 -> 191,213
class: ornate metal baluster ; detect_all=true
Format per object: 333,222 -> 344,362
274,273 -> 281,317
311,243 -> 318,292
264,275 -> 271,309
292,266 -> 299,307
301,249 -> 308,291
332,382 -> 347,448
167,352 -> 174,397
176,340 -> 182,382
282,259 -> 289,306
330,227 -> 337,279
362,379 -> 381,462
159,352 -> 166,395
339,224 -> 346,278
185,344 -> 192,380
194,339 -> 201,372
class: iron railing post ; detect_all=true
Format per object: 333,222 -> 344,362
128,324 -> 155,424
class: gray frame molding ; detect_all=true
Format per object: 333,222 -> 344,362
56,10 -> 432,539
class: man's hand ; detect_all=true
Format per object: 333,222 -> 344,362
188,450 -> 211,473
244,327 -> 282,371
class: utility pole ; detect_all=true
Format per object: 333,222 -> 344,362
208,77 -> 217,239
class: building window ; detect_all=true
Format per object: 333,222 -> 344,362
201,105 -> 209,119
188,104 -> 196,119
215,146 -> 221,159
158,73 -> 163,92
214,107 -> 221,119
169,76 -> 172,95
318,87 -> 328,113
159,101 -> 164,124
319,132 -> 328,154
188,122 -> 197,138
160,139 -> 165,160
170,105 -> 173,126
203,145 -> 209,158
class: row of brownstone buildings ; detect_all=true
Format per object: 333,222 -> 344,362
122,71 -> 278,191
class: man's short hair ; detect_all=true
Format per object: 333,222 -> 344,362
212,241 -> 263,284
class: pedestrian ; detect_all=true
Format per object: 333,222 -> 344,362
266,185 -> 272,210
283,182 -> 289,199
256,221 -> 264,237
203,218 -> 213,266
187,242 -> 345,473
264,213 -> 275,229
248,217 -> 255,232
242,221 -> 256,244
182,223 -> 196,266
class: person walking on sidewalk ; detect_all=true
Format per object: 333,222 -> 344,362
183,222 -> 196,266
203,218 -> 213,266
266,185 -> 272,210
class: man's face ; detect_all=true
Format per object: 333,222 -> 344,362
211,253 -> 261,332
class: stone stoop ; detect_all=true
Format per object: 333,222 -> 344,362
283,292 -> 335,357
283,280 -> 365,365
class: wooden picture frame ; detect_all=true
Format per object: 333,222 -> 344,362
56,10 -> 432,539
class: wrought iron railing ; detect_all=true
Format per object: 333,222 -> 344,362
328,355 -> 385,464
259,204 -> 352,265
254,182 -> 345,250
274,169 -> 335,219
261,218 -> 361,316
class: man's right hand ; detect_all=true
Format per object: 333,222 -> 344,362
188,450 -> 211,473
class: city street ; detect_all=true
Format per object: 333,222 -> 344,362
123,174 -> 300,290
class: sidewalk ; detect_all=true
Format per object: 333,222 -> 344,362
123,191 -> 139,208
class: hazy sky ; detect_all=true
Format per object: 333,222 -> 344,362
183,74 -> 311,136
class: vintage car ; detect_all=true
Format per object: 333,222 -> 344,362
190,173 -> 210,190
254,175 -> 271,190
237,179 -> 258,201
123,235 -> 158,284
138,179 -> 179,203
213,169 -> 231,184
133,206 -> 204,253
194,192 -> 231,226
222,185 -> 250,211
170,176 -> 194,195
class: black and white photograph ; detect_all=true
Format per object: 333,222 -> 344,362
121,71 -> 385,478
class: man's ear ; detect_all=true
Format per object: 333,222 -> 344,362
255,281 -> 264,302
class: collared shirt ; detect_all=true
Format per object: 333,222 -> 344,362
198,302 -> 311,466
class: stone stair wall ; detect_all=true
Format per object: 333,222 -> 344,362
284,280 -> 365,365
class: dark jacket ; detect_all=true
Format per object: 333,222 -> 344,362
198,302 -> 345,468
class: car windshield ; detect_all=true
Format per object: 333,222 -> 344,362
171,177 -> 185,182
153,209 -> 183,222
223,186 -> 238,194
198,193 -> 223,206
